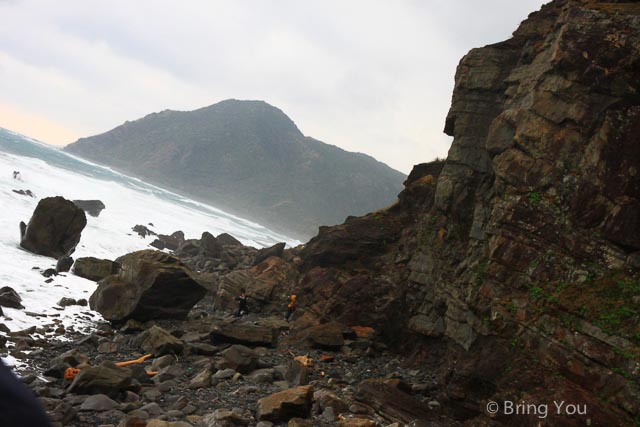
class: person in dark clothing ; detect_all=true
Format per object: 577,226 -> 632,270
0,358 -> 51,427
236,288 -> 249,316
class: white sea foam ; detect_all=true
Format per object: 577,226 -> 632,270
0,133 -> 299,366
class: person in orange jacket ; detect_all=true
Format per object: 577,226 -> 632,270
285,294 -> 297,321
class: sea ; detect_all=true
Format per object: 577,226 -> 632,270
0,127 -> 297,366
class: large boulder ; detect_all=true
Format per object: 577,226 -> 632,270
89,250 -> 206,322
200,232 -> 223,258
72,200 -> 106,217
257,385 -> 313,422
20,196 -> 87,259
67,361 -> 133,398
73,257 -> 120,282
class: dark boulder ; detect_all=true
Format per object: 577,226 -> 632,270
253,242 -> 286,266
200,232 -> 222,258
132,224 -> 156,238
42,268 -> 57,278
58,297 -> 79,307
56,256 -> 74,273
150,233 -> 182,251
73,257 -> 120,282
217,233 -> 243,247
175,239 -> 200,257
171,230 -> 185,241
149,239 -> 165,250
67,361 -> 133,398
20,196 -> 87,259
72,200 -> 106,217
89,250 -> 206,322
0,286 -> 24,309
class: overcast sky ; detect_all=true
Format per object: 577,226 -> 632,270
0,0 -> 547,173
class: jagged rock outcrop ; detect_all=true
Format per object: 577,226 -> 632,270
19,196 -> 87,259
285,1 -> 640,425
172,231 -> 259,274
89,250 -> 207,322
214,256 -> 298,314
253,242 -> 286,265
73,257 -> 120,282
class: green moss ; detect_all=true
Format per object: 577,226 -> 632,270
549,273 -> 640,353
528,191 -> 542,204
530,286 -> 544,300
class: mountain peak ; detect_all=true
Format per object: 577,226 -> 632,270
65,101 -> 404,239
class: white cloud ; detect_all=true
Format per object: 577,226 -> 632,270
0,0 -> 548,173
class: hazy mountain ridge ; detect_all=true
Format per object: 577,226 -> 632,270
65,100 -> 405,239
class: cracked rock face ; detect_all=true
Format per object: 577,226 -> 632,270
286,1 -> 640,425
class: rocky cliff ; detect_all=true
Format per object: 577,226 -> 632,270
287,1 -> 640,425
64,100 -> 405,240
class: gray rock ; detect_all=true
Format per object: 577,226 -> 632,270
215,345 -> 258,374
134,325 -> 184,357
188,367 -> 212,389
213,368 -> 236,380
80,394 -> 120,411
140,402 -> 164,417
